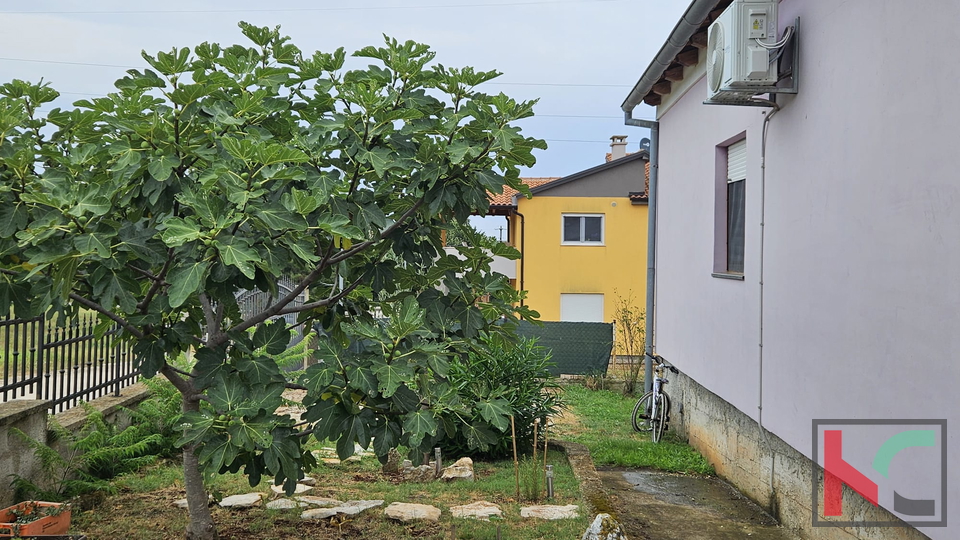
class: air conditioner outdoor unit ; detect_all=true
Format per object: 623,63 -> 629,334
706,0 -> 779,102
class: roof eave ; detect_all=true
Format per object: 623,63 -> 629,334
621,0 -> 723,114
531,150 -> 649,195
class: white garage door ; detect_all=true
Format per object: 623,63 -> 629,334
560,294 -> 604,322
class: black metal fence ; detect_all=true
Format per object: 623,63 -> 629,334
0,312 -> 137,414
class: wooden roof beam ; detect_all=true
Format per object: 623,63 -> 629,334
677,48 -> 700,67
652,80 -> 672,95
691,30 -> 708,49
664,66 -> 685,82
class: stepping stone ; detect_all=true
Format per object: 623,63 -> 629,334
298,477 -> 318,486
173,499 -> 189,509
521,504 -> 579,520
266,499 -> 308,510
219,493 -> 263,508
384,502 -> 442,522
270,483 -> 313,495
582,513 -> 627,540
322,458 -> 342,466
335,499 -> 385,515
450,501 -> 502,521
301,507 -> 339,520
295,496 -> 341,507
301,500 -> 385,520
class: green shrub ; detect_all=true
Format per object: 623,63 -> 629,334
9,405 -> 164,501
442,336 -> 564,459
122,377 -> 184,459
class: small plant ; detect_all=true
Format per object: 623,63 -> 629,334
519,456 -> 543,502
612,289 -> 646,395
583,368 -> 608,391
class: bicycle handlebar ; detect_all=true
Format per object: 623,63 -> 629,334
646,353 -> 679,373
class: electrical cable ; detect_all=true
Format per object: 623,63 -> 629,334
754,25 -> 794,50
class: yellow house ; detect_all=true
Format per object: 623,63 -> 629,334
489,138 -> 649,324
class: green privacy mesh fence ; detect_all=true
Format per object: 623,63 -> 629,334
516,321 -> 614,376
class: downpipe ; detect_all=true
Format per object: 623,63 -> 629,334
624,112 -> 658,394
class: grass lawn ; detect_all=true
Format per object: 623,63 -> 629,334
65,383 -> 713,539
553,384 -> 715,475
71,450 -> 589,540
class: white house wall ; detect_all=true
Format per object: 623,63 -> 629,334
654,0 -> 960,535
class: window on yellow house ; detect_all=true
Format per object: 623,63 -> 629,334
562,214 -> 604,245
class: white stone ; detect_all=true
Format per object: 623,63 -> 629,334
301,499 -> 385,520
581,513 -> 628,540
298,476 -> 318,486
295,496 -> 341,507
266,499 -> 308,510
219,493 -> 263,508
270,483 -> 313,495
441,456 -> 475,482
173,499 -> 189,509
335,500 -> 385,515
520,504 -> 579,520
322,458 -> 342,466
383,502 -> 442,522
301,507 -> 338,520
450,501 -> 502,521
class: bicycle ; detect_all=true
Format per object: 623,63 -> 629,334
631,353 -> 679,442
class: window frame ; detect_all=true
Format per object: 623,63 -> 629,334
712,134 -> 747,280
561,213 -> 605,246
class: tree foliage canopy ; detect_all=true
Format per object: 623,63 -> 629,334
0,20 -> 544,507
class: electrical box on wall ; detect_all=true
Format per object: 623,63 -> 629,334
706,0 -> 781,104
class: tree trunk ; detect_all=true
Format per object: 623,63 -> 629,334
181,393 -> 218,540
183,446 -> 217,539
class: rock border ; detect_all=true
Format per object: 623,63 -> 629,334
548,440 -> 616,519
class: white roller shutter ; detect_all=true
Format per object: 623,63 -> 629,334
560,294 -> 604,322
727,139 -> 747,182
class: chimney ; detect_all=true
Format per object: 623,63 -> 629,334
609,135 -> 628,161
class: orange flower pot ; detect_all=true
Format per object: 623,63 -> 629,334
0,501 -> 71,537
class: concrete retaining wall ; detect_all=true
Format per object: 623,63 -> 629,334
670,371 -> 931,540
0,383 -> 153,507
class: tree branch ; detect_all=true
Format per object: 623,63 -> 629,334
159,363 -> 195,396
68,293 -> 144,339
274,273 -> 366,316
138,248 -> 175,313
198,293 -> 223,344
327,197 -> 425,265
126,263 -> 161,282
209,194 -> 424,348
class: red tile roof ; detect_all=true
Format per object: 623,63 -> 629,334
488,177 -> 560,207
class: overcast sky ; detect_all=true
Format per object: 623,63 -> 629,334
0,0 -> 690,236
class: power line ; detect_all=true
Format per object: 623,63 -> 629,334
489,82 -> 630,88
0,57 -> 135,69
0,57 -> 634,91
0,0 -> 620,15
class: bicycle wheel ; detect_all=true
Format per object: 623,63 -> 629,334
631,392 -> 655,432
651,393 -> 668,442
